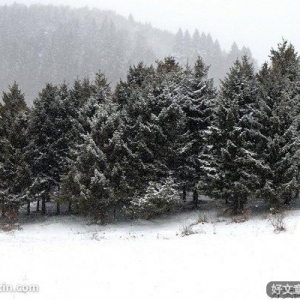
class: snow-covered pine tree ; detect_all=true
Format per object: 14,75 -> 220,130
80,72 -> 111,134
56,78 -> 93,212
114,62 -> 164,195
96,59 -> 184,213
179,57 -> 216,205
0,137 -> 16,215
27,83 -> 78,214
154,57 -> 186,182
109,58 -> 181,215
60,134 -> 113,223
60,72 -> 117,214
8,111 -> 31,214
256,41 -> 300,207
0,83 -> 29,216
211,56 -> 260,213
90,99 -> 136,210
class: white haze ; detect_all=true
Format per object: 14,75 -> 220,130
1,0 -> 300,64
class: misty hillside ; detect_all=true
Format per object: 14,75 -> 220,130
0,3 -> 254,104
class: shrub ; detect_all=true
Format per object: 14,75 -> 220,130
270,213 -> 286,233
197,212 -> 209,224
125,177 -> 181,219
180,223 -> 196,237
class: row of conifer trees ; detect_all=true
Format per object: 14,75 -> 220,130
0,40 -> 299,221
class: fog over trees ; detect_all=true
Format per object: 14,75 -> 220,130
0,3 -> 254,104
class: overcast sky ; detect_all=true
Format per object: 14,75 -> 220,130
1,0 -> 299,64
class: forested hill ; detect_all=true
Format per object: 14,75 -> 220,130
0,3 -> 255,104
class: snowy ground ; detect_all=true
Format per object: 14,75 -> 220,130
0,207 -> 299,300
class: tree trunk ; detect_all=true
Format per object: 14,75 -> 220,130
284,197 -> 291,206
233,199 -> 244,215
68,201 -> 72,213
183,186 -> 187,202
26,200 -> 30,215
36,200 -> 40,212
75,203 -> 79,214
1,200 -> 5,218
56,202 -> 60,215
100,209 -> 106,225
193,190 -> 198,208
41,198 -> 46,215
233,200 -> 238,215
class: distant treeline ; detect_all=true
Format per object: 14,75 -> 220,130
0,3 -> 254,105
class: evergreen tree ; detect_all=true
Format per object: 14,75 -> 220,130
27,83 -> 77,214
211,56 -> 260,213
192,29 -> 201,50
80,73 -> 111,134
256,41 -> 300,207
154,57 -> 186,180
61,73 -> 119,214
0,82 -> 27,135
60,134 -> 114,223
0,83 -> 29,215
115,63 -> 163,194
179,58 -> 216,205
174,28 -> 184,58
